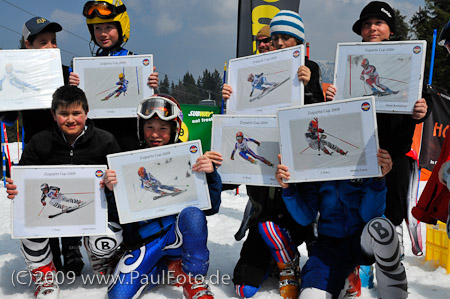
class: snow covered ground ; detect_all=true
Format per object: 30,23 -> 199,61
0,184 -> 450,298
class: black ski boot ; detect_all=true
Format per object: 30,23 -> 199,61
63,245 -> 84,276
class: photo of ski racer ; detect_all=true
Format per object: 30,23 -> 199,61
360,58 -> 397,96
303,118 -> 348,156
137,166 -> 185,200
101,72 -> 128,101
39,183 -> 89,215
0,63 -> 40,92
231,131 -> 274,166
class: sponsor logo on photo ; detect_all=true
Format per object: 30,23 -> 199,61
95,170 -> 104,178
293,50 -> 300,58
413,46 -> 421,54
361,102 -> 371,111
142,59 -> 150,66
190,146 -> 198,153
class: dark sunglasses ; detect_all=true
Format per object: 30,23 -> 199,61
257,37 -> 271,44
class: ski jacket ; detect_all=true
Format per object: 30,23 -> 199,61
282,178 -> 386,238
304,58 -> 325,104
412,132 -> 450,224
121,141 -> 222,249
19,119 -> 121,221
93,47 -> 141,151
19,119 -> 119,166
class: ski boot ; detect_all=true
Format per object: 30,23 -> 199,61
371,87 -> 380,95
31,262 -> 60,299
345,266 -> 361,298
264,160 -> 274,167
384,88 -> 394,94
276,254 -> 300,299
337,149 -> 348,156
63,244 -> 84,276
166,258 -> 214,299
322,148 -> 332,155
248,158 -> 257,164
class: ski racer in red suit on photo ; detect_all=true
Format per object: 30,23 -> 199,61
360,58 -> 394,95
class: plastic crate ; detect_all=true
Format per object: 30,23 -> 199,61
425,221 -> 450,273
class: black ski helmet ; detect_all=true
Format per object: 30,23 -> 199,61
438,20 -> 450,46
40,183 -> 49,192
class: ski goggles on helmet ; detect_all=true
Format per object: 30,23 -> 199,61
83,1 -> 127,19
137,97 -> 181,121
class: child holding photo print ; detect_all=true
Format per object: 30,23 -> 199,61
82,0 -> 159,151
275,149 -> 408,299
6,85 -> 120,299
0,16 -> 84,276
213,10 -> 325,299
100,94 -> 222,299
326,1 -> 432,262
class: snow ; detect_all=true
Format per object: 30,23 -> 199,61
0,184 -> 450,298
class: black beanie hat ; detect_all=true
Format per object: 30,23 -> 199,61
352,1 -> 395,35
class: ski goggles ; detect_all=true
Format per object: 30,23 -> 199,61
83,1 -> 127,19
137,97 -> 181,121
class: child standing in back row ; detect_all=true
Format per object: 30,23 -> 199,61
82,0 -> 159,151
326,0 -> 432,260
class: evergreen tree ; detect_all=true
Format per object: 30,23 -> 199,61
159,74 -> 170,94
410,0 -> 450,87
391,8 -> 410,41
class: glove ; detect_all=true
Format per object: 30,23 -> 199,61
231,155 -> 234,160
255,141 -> 261,146
360,75 -> 365,81
318,128 -> 324,133
41,199 -> 46,206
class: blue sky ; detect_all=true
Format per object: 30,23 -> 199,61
0,0 -> 427,85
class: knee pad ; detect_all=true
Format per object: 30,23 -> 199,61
85,222 -> 123,258
177,207 -> 207,235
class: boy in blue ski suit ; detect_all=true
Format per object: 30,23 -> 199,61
275,149 -> 408,298
102,94 -> 221,299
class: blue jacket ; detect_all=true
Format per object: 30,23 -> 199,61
282,178 -> 386,239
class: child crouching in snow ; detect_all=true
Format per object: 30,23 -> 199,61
276,149 -> 408,298
101,94 -> 222,299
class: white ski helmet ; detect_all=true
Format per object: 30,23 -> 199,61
136,93 -> 183,145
